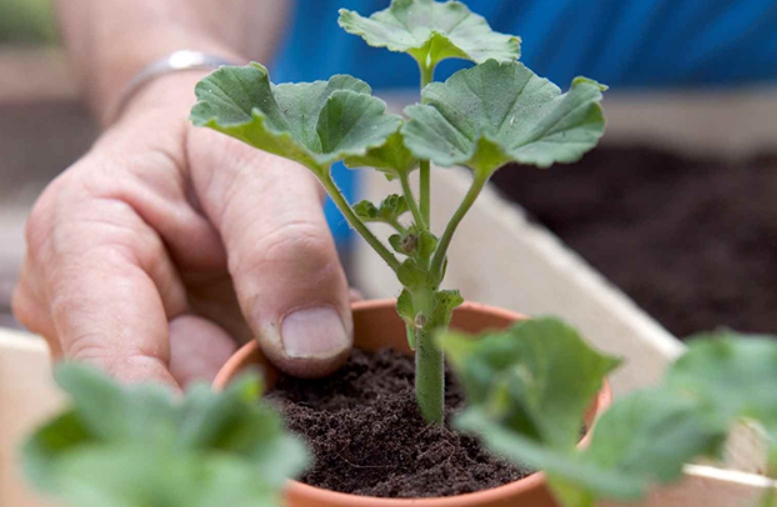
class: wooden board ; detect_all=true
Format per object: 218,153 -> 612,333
0,329 -> 62,507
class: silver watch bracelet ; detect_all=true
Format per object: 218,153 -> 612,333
109,50 -> 241,122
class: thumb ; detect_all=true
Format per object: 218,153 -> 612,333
189,132 -> 353,378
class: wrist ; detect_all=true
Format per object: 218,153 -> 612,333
114,70 -> 213,126
91,33 -> 244,126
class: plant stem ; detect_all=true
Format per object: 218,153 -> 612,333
320,172 -> 400,272
430,170 -> 490,278
386,217 -> 407,235
415,326 -> 445,424
419,63 -> 434,228
420,160 -> 431,226
399,170 -> 427,231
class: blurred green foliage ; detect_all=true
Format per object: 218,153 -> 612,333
0,0 -> 56,44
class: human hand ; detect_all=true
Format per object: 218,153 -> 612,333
13,72 -> 353,388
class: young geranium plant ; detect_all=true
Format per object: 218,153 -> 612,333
23,364 -> 308,507
439,322 -> 777,507
190,0 -> 606,424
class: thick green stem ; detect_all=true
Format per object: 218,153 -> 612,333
412,61 -> 451,425
399,170 -> 427,231
419,63 -> 434,228
430,170 -> 490,278
415,326 -> 445,424
419,160 -> 431,226
320,173 -> 400,272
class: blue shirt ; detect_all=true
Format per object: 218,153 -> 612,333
270,0 -> 777,242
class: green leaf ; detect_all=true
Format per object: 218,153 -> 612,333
338,0 -> 520,70
191,62 -> 402,175
353,200 -> 381,222
397,259 -> 433,290
580,390 -> 723,487
46,447 -> 282,507
440,317 -> 620,450
343,130 -> 418,179
354,194 -> 410,225
402,60 -> 606,174
457,389 -> 722,507
416,230 -> 439,259
455,409 -> 644,507
666,331 -> 777,457
23,364 -> 308,507
424,290 -> 463,332
389,233 -> 405,254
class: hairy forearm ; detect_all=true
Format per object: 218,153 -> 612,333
56,0 -> 289,125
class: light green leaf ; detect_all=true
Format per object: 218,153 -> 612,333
48,447 -> 281,507
397,258 -> 433,290
666,331 -> 777,460
455,408 -> 644,507
446,324 -> 777,507
53,363 -> 179,444
343,130 -> 418,180
338,0 -> 520,70
416,230 -> 439,259
424,290 -> 463,332
454,378 -> 722,507
353,194 -> 409,225
389,233 -> 405,254
23,364 -> 308,507
440,317 -> 620,450
403,60 -> 606,174
191,62 -> 402,175
581,390 -> 723,486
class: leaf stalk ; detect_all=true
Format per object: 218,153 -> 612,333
320,172 -> 401,272
399,171 -> 427,231
430,169 -> 490,279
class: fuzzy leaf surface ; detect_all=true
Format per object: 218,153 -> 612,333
445,325 -> 777,507
23,363 -> 308,507
456,389 -> 722,507
343,130 -> 418,179
338,0 -> 520,69
440,317 -> 619,450
423,290 -> 463,332
353,194 -> 409,225
666,332 -> 777,467
191,62 -> 402,174
403,60 -> 606,173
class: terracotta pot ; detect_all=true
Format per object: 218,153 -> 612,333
214,299 -> 612,507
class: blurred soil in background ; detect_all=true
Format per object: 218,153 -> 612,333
494,147 -> 777,338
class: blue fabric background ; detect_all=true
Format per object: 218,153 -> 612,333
269,0 -> 777,243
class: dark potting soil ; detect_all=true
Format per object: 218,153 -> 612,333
492,146 -> 777,338
266,348 -> 529,498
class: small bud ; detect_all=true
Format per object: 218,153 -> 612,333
401,234 -> 418,254
414,312 -> 427,329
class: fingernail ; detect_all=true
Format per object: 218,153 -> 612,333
281,307 -> 350,359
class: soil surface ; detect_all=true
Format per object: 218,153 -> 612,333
492,146 -> 777,338
267,348 -> 529,498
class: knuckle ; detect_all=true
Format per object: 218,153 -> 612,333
236,219 -> 338,275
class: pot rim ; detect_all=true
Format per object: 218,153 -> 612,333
213,299 -> 613,506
